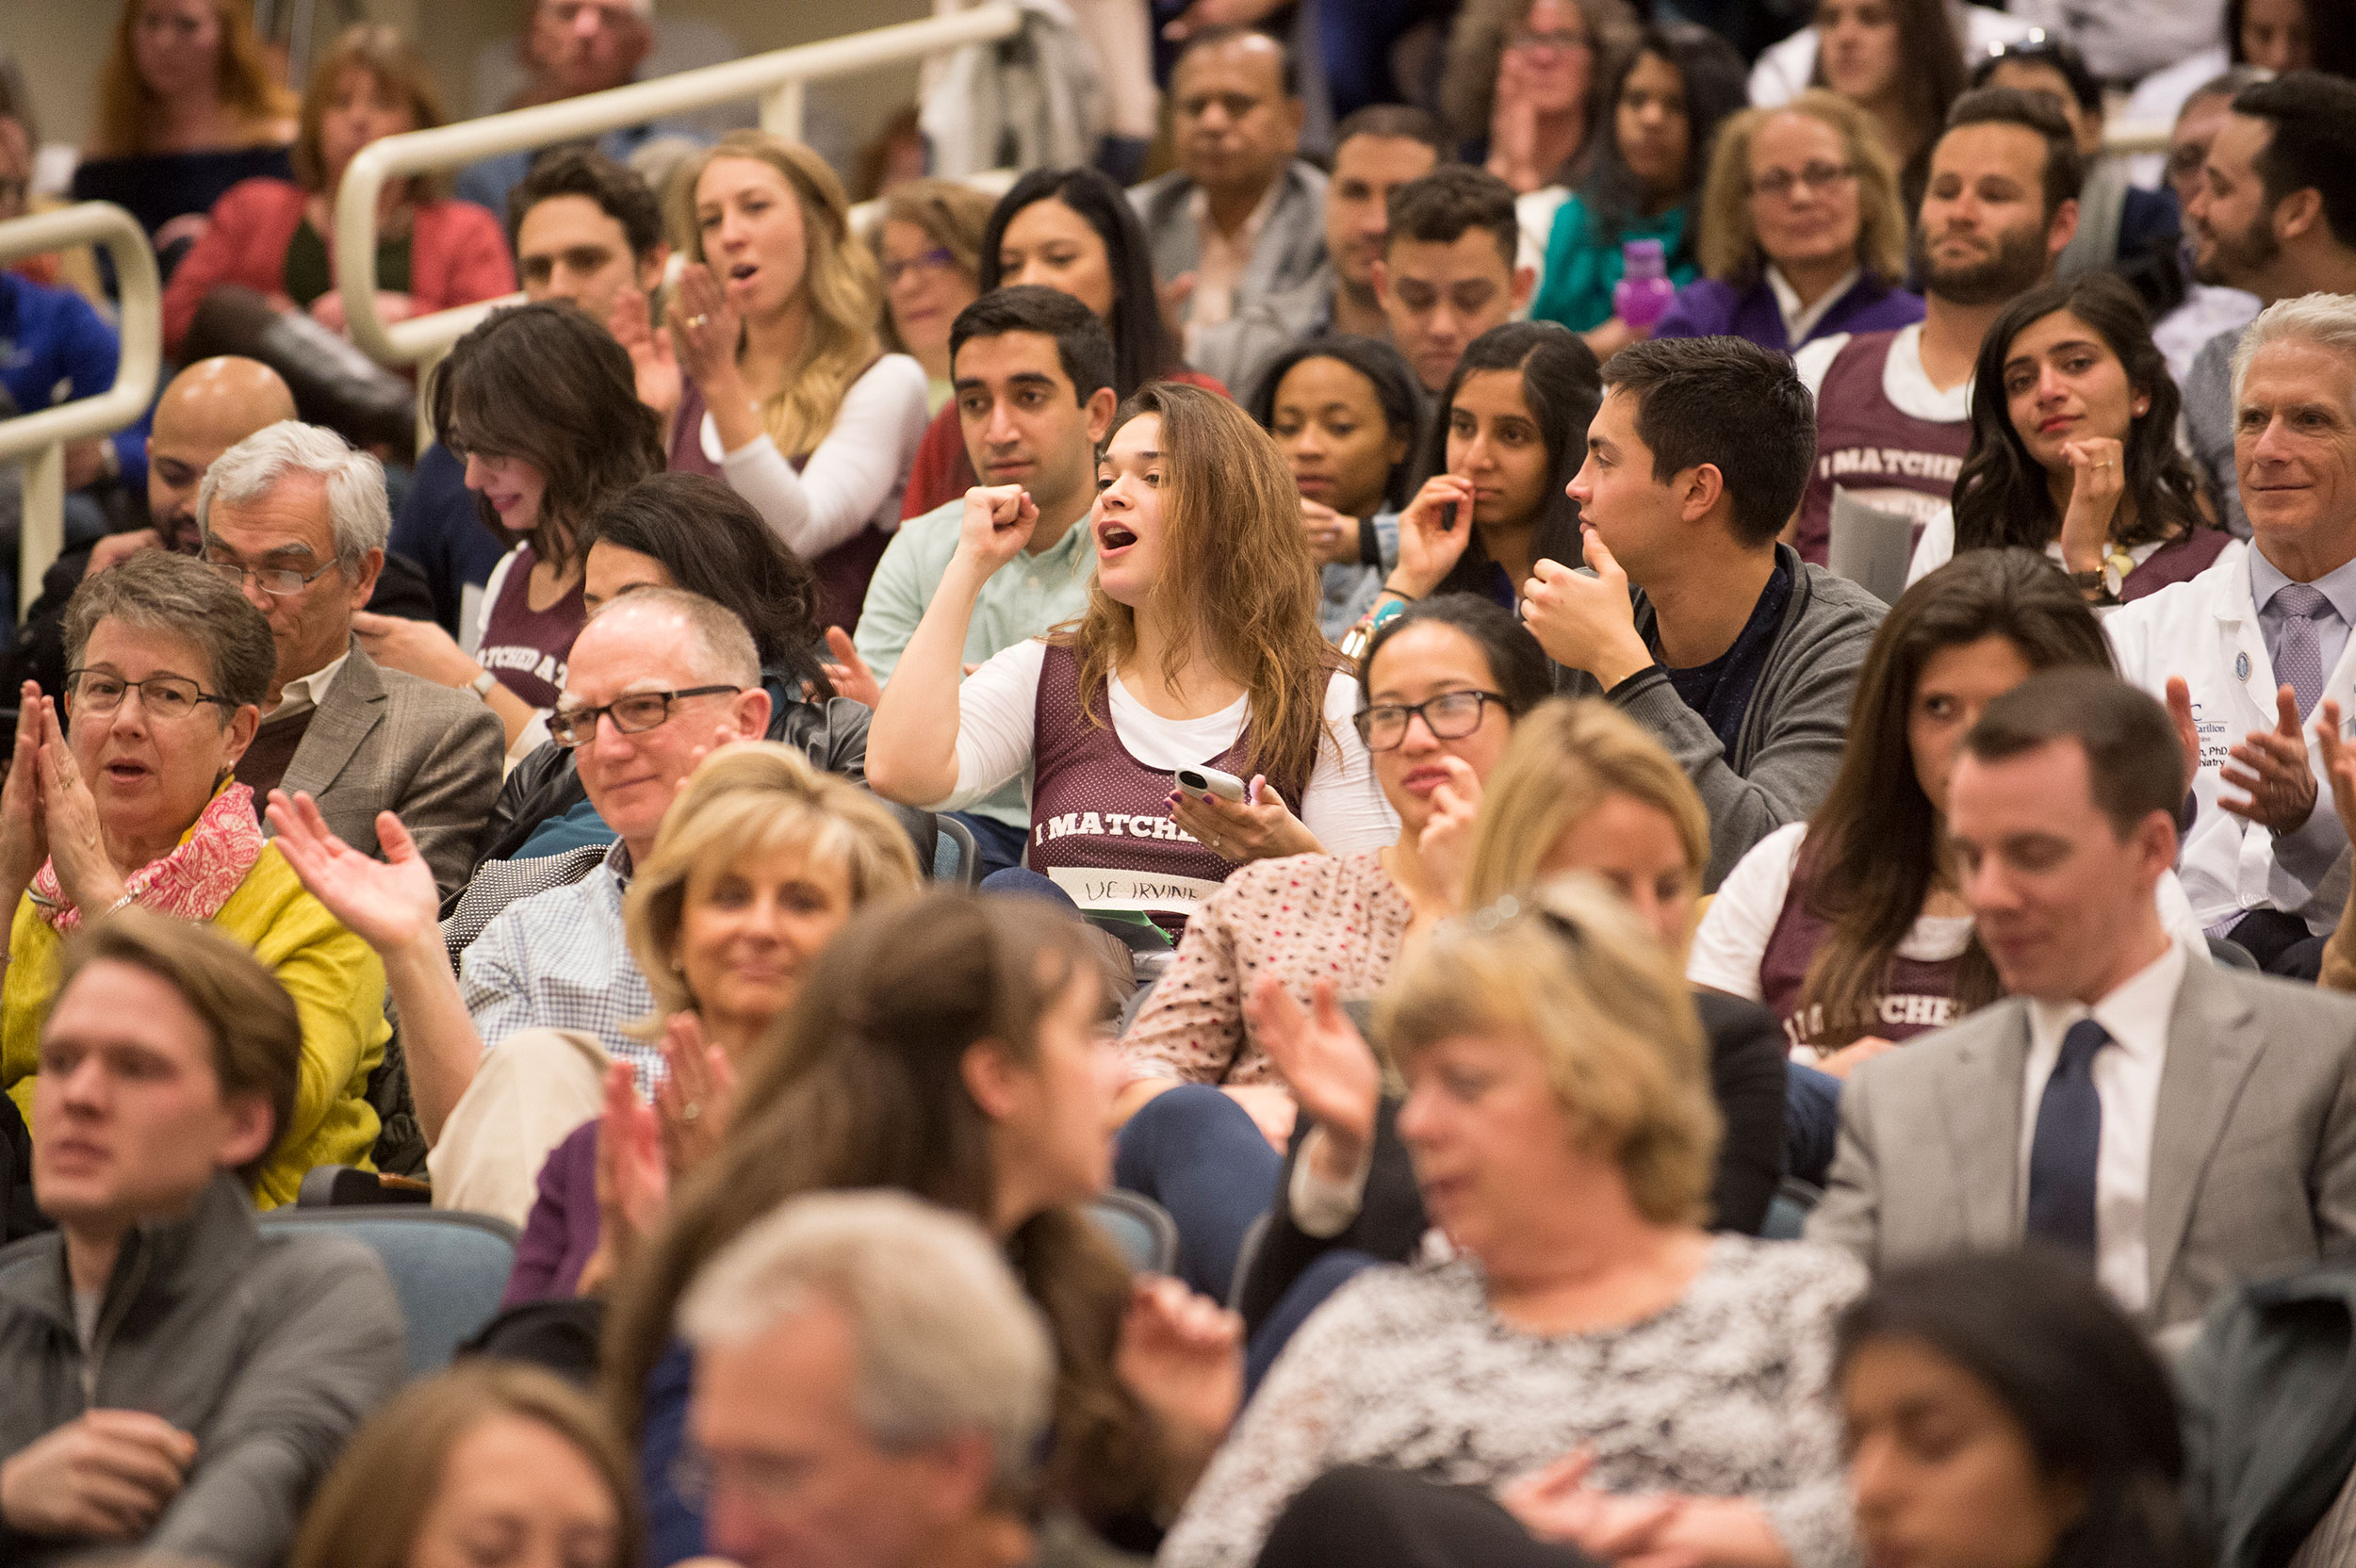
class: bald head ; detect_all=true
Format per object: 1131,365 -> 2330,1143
147,359 -> 298,550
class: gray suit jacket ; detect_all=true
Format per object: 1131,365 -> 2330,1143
1808,958 -> 2356,1332
1130,159 -> 1330,329
270,644 -> 504,902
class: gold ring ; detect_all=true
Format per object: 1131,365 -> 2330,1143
686,314 -> 709,329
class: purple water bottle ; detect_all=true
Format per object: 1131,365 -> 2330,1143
1613,238 -> 1677,330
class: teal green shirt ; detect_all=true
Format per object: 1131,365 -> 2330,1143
855,499 -> 1098,831
1529,194 -> 1693,335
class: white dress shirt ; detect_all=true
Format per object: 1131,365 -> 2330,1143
266,648 -> 350,723
1767,265 -> 1857,351
2017,939 -> 2186,1315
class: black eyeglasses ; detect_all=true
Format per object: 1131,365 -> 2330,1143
201,556 -> 344,596
548,685 -> 741,748
1354,690 -> 1507,751
64,669 -> 238,721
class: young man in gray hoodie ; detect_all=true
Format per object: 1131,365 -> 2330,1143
1531,334 -> 1887,890
0,913 -> 401,1566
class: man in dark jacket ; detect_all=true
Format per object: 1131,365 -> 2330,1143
0,913 -> 402,1565
1535,335 -> 1886,890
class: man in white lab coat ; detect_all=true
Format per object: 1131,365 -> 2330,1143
2107,294 -> 2356,977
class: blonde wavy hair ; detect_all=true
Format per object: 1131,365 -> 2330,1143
668,131 -> 885,460
1696,90 -> 1909,286
624,743 -> 923,1024
1380,874 -> 1720,1226
1058,383 -> 1342,793
91,0 -> 295,159
1461,697 -> 1708,912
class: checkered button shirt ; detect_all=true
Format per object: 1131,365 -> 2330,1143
457,840 -> 663,1091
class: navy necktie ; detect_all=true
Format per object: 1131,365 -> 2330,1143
2025,1018 -> 2106,1255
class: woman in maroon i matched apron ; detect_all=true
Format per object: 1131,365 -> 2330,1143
624,131 -> 930,635
352,301 -> 663,753
864,382 -> 1399,935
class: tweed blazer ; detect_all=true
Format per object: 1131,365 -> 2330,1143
1808,956 -> 2356,1333
271,642 -> 504,901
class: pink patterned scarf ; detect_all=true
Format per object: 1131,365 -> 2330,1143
32,781 -> 266,933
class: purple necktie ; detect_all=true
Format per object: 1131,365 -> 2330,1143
2272,582 -> 2332,719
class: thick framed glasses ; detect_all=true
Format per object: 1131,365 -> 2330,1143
548,685 -> 741,748
1354,690 -> 1507,751
201,556 -> 343,596
63,669 -> 237,721
1747,162 -> 1858,201
882,245 -> 957,286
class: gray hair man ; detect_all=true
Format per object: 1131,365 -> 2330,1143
679,1191 -> 1055,1568
199,420 -> 503,899
2108,292 -> 2356,977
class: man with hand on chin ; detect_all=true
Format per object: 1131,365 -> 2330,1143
1526,335 -> 1884,889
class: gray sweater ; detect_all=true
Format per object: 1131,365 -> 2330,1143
1558,545 -> 1887,890
0,1174 -> 403,1566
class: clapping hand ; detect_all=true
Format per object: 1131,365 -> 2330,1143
0,682 -> 48,903
652,1012 -> 737,1178
2219,685 -> 2317,833
1248,976 -> 1379,1174
2315,699 -> 2356,843
608,285 -> 681,417
819,627 -> 883,709
32,696 -> 120,917
266,793 -> 440,956
579,1060 -> 665,1297
667,264 -> 743,393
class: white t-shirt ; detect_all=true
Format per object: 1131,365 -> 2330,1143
1793,321 -> 1972,419
1689,822 -> 2213,1059
708,352 -> 931,560
933,638 -> 1399,854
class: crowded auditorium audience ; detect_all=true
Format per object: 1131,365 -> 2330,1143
15,4 -> 2356,1564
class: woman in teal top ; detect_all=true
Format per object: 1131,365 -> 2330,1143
1531,24 -> 1748,359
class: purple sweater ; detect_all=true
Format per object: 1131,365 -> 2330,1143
501,1119 -> 601,1308
1653,272 -> 1923,354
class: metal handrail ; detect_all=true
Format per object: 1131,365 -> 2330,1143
334,2 -> 1023,369
0,203 -> 163,612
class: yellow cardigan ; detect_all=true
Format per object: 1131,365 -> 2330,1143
1,843 -> 389,1208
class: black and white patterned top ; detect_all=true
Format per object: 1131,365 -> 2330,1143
1159,1236 -> 1866,1568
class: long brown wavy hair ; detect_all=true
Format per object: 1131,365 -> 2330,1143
667,131 -> 885,461
90,0 -> 295,159
1795,549 -> 2113,1045
1058,382 -> 1343,793
601,891 -> 1162,1529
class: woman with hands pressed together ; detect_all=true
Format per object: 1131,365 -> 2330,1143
0,552 -> 387,1207
613,132 -> 926,632
605,890 -> 1250,1560
1160,874 -> 1856,1568
498,744 -> 921,1307
866,383 -> 1393,937
1345,321 -> 1599,655
1908,272 -> 2230,604
1111,597 -> 1550,1298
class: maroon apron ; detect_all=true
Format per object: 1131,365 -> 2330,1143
476,543 -> 583,710
1758,853 -> 1969,1050
1026,645 -> 1308,937
1796,330 -> 1972,566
